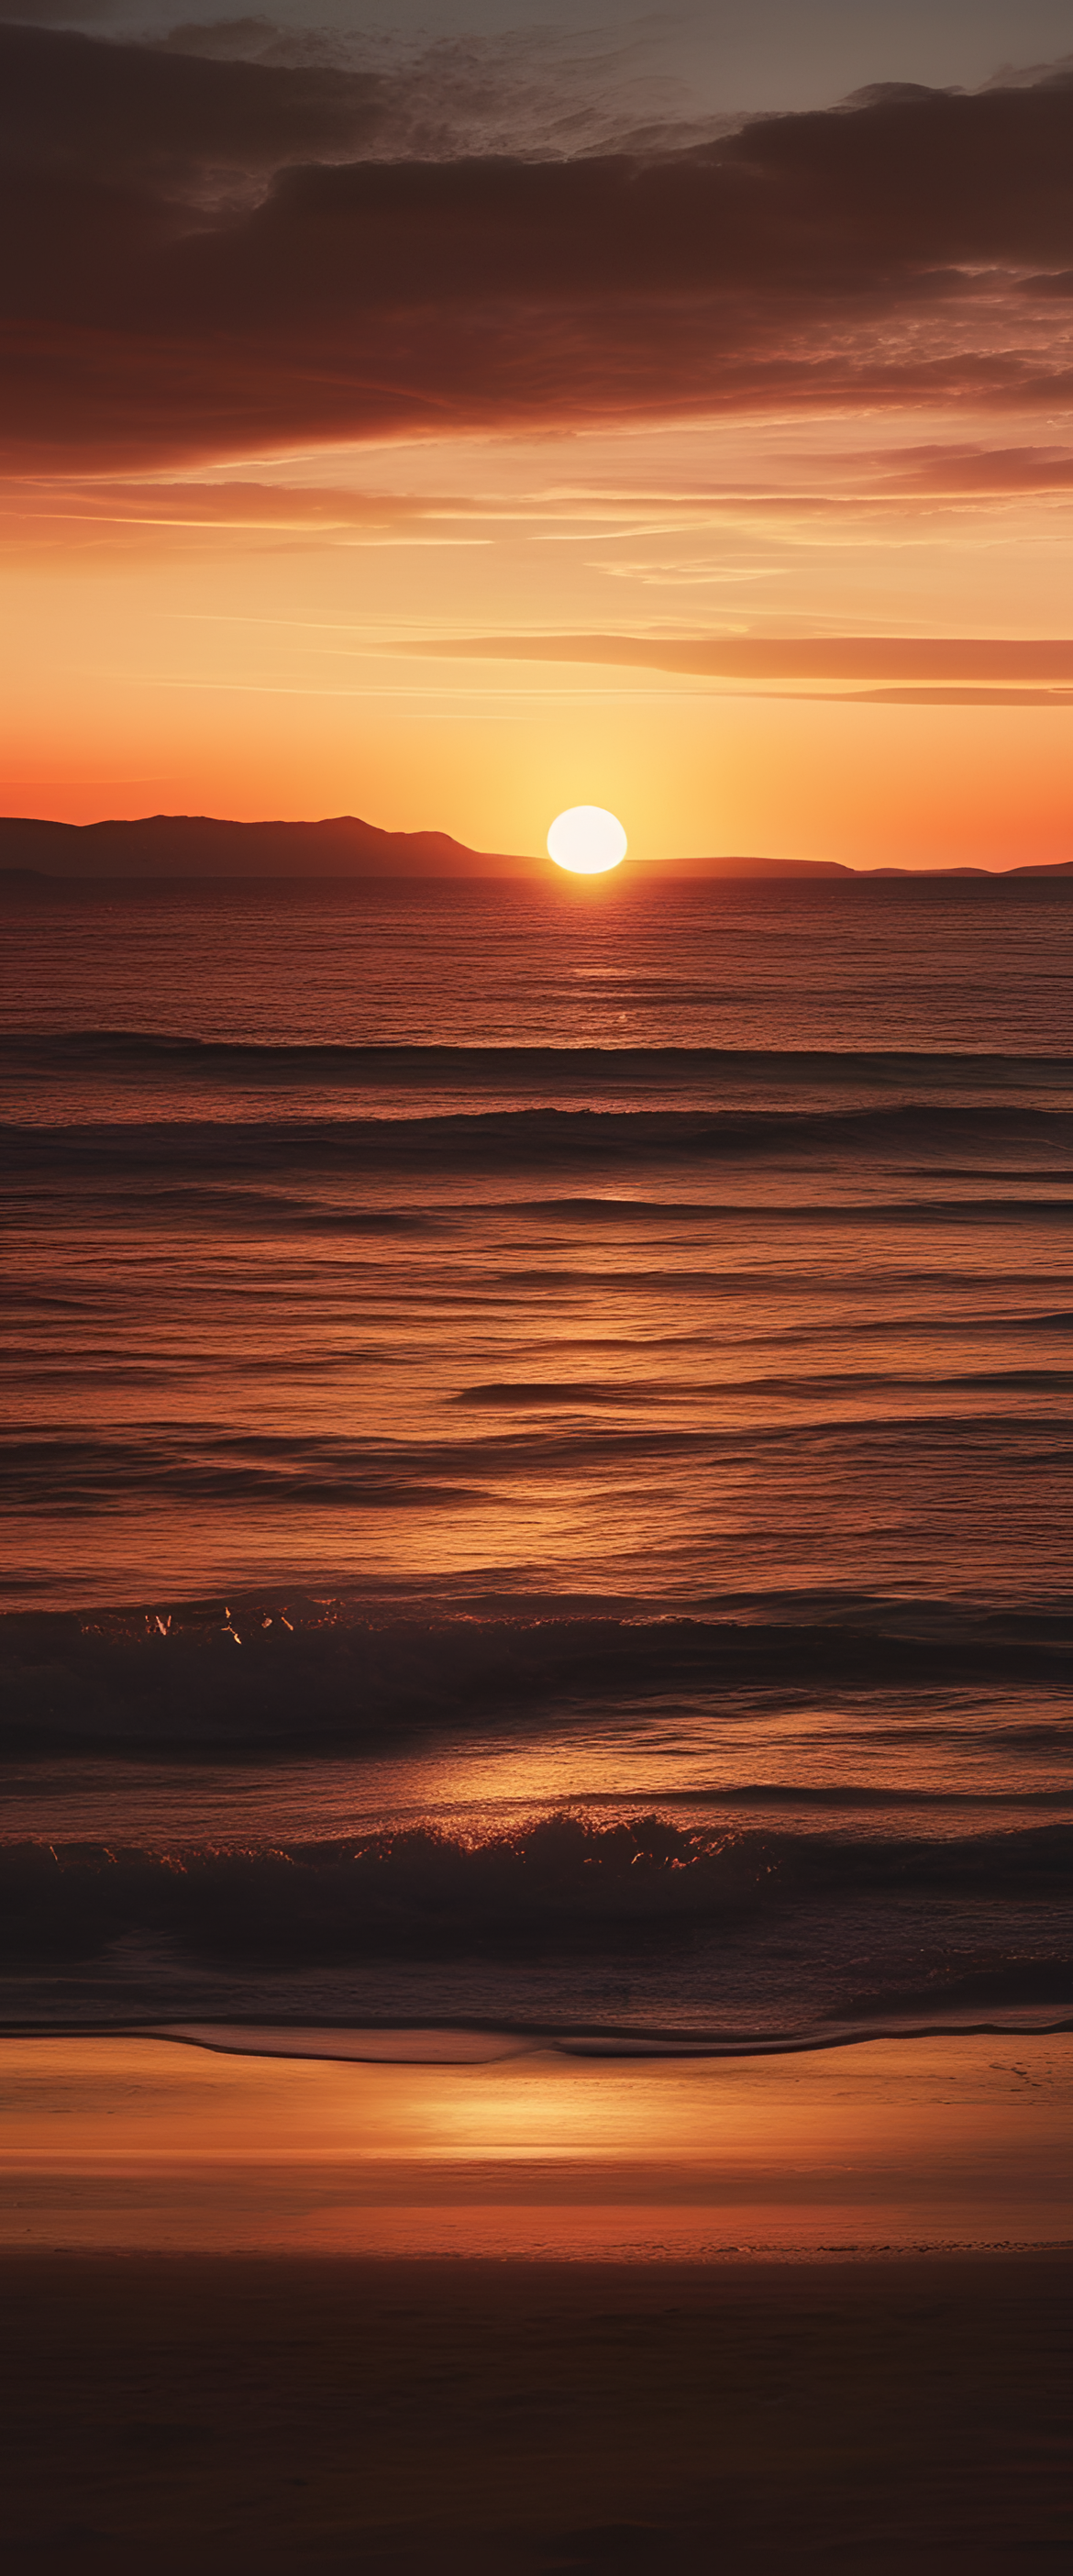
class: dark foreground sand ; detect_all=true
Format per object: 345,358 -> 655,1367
4,2248 -> 1071,2573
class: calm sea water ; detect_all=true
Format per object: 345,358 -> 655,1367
2,875 -> 1070,2049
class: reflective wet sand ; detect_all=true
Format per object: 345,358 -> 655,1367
3,2031 -> 1070,2257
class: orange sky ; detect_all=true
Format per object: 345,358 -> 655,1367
5,28 -> 1073,869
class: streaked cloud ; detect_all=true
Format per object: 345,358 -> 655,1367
0,479 -> 471,531
405,634 -> 1073,684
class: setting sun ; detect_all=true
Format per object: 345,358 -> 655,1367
547,805 -> 628,874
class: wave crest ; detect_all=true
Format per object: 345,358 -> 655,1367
4,1813 -> 1071,1967
4,1603 -> 1072,1751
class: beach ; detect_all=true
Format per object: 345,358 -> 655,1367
4,2033 -> 1071,2570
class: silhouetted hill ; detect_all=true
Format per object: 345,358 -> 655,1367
0,814 -> 526,878
0,817 -> 859,882
0,815 -> 1070,882
632,854 -> 852,879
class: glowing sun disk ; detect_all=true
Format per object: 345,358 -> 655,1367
547,805 -> 627,874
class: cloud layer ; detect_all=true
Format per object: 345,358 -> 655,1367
411,635 -> 1073,683
5,27 -> 1073,470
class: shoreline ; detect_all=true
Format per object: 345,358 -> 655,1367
6,2008 -> 1073,2057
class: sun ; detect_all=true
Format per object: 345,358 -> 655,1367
547,805 -> 627,875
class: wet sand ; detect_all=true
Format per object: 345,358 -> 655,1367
4,2030 -> 1072,2257
3,2034 -> 1071,2569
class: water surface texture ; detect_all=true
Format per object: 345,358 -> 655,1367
2,876 -> 1070,2046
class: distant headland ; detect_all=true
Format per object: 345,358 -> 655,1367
0,815 -> 1070,883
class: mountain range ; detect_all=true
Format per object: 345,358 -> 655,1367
1,814 -> 1071,880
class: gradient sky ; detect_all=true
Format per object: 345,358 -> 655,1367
5,1 -> 1073,865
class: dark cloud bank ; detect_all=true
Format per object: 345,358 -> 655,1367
4,24 -> 1073,469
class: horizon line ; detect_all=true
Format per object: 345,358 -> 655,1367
2,813 -> 1072,882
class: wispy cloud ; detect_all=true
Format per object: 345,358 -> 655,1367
0,478 -> 471,529
876,444 -> 1073,494
404,632 -> 1073,687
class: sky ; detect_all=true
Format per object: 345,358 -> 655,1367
5,1 -> 1073,865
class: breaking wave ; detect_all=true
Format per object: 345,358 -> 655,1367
3,1602 -> 1071,1754
3,1812 -> 1071,1967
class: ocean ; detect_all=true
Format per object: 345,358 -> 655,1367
2,872 -> 1070,2052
